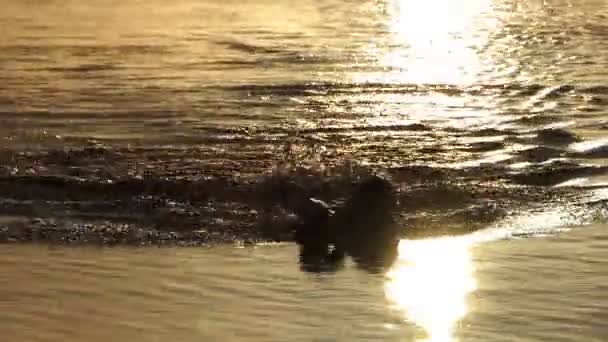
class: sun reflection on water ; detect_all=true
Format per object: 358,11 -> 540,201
357,0 -> 497,85
385,237 -> 476,342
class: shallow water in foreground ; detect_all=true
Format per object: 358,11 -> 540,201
1,224 -> 607,342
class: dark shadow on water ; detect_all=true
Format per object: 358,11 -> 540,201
298,243 -> 346,273
298,239 -> 399,274
293,175 -> 401,274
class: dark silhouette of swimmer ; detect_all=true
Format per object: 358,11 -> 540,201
282,175 -> 401,273
332,176 -> 400,272
271,181 -> 341,271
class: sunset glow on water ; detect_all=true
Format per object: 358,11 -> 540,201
1,0 -> 608,340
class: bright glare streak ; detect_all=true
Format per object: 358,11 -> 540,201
357,0 -> 496,85
385,237 -> 476,342
570,138 -> 608,154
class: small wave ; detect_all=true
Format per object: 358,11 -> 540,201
223,82 -> 501,97
0,159 -> 601,246
533,84 -> 575,100
510,115 -> 562,126
514,146 -> 564,163
213,39 -> 283,54
580,85 -> 608,94
463,127 -> 515,137
570,139 -> 608,158
509,160 -> 608,186
535,128 -> 580,145
45,63 -> 118,73
223,82 -> 602,100
465,141 -> 505,152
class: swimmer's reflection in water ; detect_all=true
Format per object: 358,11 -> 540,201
265,175 -> 401,273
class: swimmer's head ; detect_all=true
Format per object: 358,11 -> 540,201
351,175 -> 397,212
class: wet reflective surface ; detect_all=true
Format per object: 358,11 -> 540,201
2,224 -> 608,342
0,0 -> 607,240
386,238 -> 476,342
1,0 -> 608,340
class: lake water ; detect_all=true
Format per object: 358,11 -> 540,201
1,0 -> 608,340
1,224 -> 608,342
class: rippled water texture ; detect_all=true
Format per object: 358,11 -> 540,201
1,0 -> 608,241
1,0 -> 608,341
